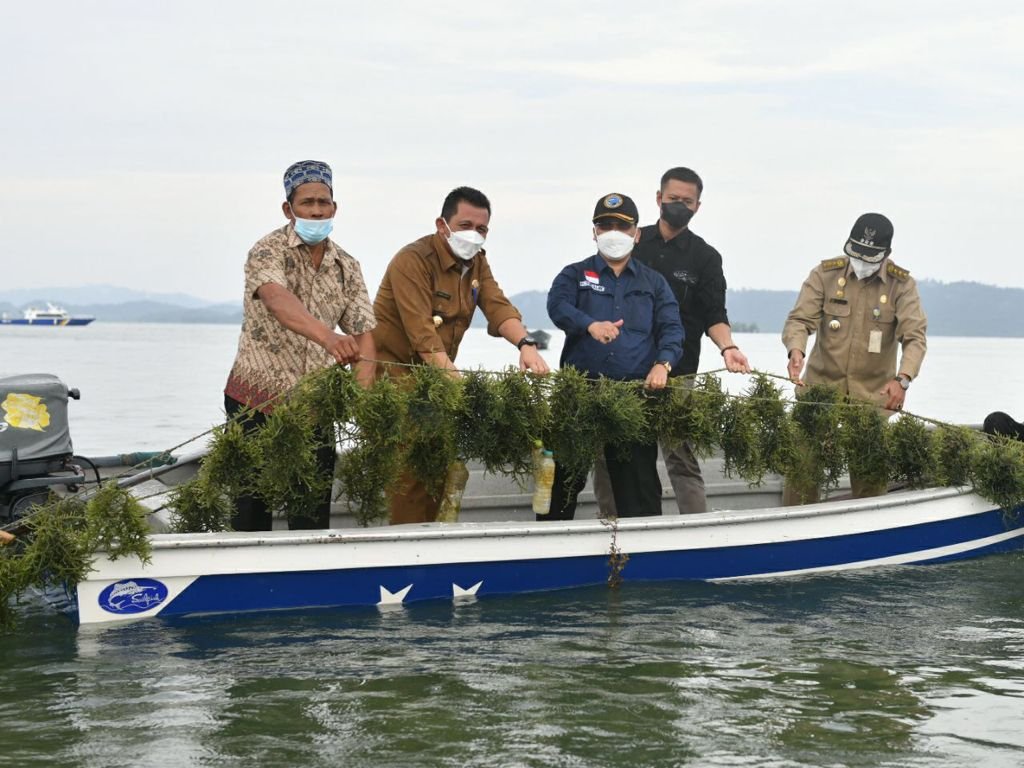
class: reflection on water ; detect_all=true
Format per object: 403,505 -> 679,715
4,555 -> 1024,766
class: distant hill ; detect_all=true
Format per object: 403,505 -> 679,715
0,284 -> 223,309
725,280 -> 1023,337
476,280 -> 1024,337
2,279 -> 1020,334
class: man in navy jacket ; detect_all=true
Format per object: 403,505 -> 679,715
543,193 -> 684,520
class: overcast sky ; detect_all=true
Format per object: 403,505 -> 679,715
2,1 -> 1021,303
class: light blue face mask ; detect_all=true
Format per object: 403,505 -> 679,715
293,216 -> 334,245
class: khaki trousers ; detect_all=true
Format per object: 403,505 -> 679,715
782,472 -> 887,506
387,468 -> 443,525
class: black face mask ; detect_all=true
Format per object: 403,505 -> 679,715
661,201 -> 695,230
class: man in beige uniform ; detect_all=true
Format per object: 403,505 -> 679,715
373,186 -> 549,524
782,212 -> 927,502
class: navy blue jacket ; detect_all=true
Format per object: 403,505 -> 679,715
547,254 -> 684,380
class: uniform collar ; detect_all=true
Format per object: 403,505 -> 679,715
843,256 -> 892,284
590,253 -> 640,276
642,222 -> 691,248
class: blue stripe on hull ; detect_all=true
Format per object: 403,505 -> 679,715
628,508 -> 1024,581
158,508 -> 1024,619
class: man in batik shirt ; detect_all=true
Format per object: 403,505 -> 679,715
224,160 -> 377,530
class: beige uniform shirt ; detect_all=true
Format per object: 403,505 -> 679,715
782,256 -> 927,405
372,233 -> 522,376
225,224 -> 377,411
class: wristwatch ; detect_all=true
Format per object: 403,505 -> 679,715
656,360 -> 672,373
895,374 -> 911,390
517,335 -> 538,350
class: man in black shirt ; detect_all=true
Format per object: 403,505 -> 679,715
594,167 -> 750,515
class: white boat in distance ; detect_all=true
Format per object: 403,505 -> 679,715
1,303 -> 95,326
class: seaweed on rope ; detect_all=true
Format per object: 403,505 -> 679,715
403,364 -> 464,497
658,373 -> 728,459
335,373 -> 407,525
931,424 -> 976,487
167,477 -> 235,533
970,436 -> 1024,515
888,415 -> 935,489
787,383 -> 846,502
840,400 -> 890,493
7,364 -> 1024,634
1,483 -> 153,631
456,369 -> 549,482
252,399 -> 332,522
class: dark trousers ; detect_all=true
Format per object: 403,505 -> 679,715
541,441 -> 662,521
983,412 -> 1024,442
224,395 -> 334,531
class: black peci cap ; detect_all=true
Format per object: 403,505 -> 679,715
844,212 -> 894,259
593,193 -> 639,225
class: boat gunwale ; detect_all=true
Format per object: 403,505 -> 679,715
141,484 -> 979,552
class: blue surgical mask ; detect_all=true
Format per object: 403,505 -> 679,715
293,216 -> 334,245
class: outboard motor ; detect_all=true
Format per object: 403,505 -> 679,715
0,373 -> 84,525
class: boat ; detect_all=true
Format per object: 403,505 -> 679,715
5,373 -> 1023,627
0,303 -> 95,326
527,329 -> 551,350
66,451 -> 1024,625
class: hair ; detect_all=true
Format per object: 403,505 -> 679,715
660,167 -> 704,198
441,186 -> 491,221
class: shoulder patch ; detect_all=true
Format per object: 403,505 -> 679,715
821,258 -> 847,271
886,262 -> 910,281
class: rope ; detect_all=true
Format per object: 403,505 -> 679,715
79,360 -> 995,489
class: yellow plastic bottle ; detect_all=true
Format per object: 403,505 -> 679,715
532,449 -> 556,516
437,461 -> 470,523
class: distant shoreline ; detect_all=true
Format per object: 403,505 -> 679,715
3,278 -> 1022,337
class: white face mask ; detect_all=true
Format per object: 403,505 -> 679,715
850,258 -> 882,280
442,220 -> 485,261
595,229 -> 636,261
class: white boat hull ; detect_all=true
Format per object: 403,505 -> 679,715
74,486 -> 1024,625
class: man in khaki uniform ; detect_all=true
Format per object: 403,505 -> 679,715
373,186 -> 549,524
782,212 -> 927,502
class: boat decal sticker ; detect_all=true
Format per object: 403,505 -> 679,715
377,584 -> 413,606
98,578 -> 169,614
452,581 -> 483,598
1,393 -> 51,431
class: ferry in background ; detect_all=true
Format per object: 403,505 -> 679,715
0,303 -> 95,326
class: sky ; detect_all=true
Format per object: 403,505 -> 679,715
2,1 -> 1022,303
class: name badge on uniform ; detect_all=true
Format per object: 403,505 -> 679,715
868,330 -> 882,354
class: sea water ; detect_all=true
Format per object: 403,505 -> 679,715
2,325 -> 1024,766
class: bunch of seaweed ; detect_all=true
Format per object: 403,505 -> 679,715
1,483 -> 151,630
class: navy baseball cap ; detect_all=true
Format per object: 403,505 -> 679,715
593,193 -> 639,225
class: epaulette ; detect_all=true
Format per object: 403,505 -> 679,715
886,261 -> 910,281
821,258 -> 847,271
